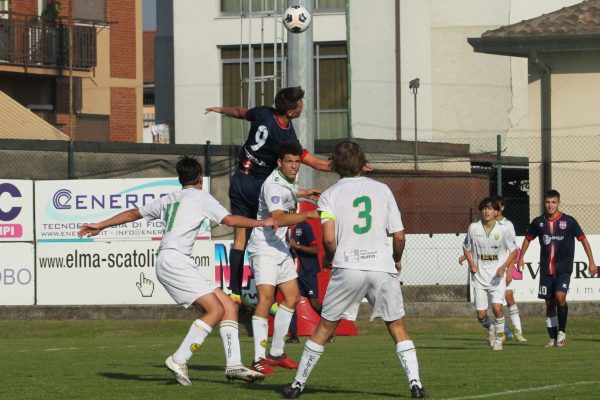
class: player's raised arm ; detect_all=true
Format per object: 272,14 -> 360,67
204,106 -> 249,119
270,209 -> 319,228
300,151 -> 331,172
78,209 -> 143,238
221,214 -> 279,229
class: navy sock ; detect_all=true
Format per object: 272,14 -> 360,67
229,249 -> 245,296
289,311 -> 298,336
557,304 -> 569,332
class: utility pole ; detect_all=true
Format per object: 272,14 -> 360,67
409,78 -> 420,171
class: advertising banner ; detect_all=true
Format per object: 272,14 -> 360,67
0,179 -> 34,242
0,242 -> 35,305
36,240 -> 213,305
35,177 -> 211,242
509,235 -> 600,302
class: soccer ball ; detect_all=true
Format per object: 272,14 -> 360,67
283,5 -> 311,34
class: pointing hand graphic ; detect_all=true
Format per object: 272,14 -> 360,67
136,272 -> 154,297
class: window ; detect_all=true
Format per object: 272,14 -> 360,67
0,0 -> 10,16
221,0 -> 344,13
221,42 -> 348,144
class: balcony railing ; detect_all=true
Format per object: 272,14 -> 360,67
0,16 -> 96,71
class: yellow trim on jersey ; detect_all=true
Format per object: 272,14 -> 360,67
321,211 -> 336,221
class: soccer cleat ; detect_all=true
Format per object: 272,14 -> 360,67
327,333 -> 336,343
492,340 -> 503,351
286,335 -> 300,344
497,332 -> 506,344
556,331 -> 566,347
251,358 -> 276,375
225,365 -> 265,383
513,328 -> 527,343
410,380 -> 429,398
545,338 -> 556,348
230,293 -> 242,305
165,355 -> 192,386
503,326 -> 513,341
269,302 -> 280,316
268,352 -> 298,370
282,381 -> 304,399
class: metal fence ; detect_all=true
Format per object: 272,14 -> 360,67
2,134 -> 600,302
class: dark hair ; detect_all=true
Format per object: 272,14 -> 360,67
274,86 -> 304,115
544,189 -> 560,200
176,156 -> 202,186
478,196 -> 500,211
331,141 -> 367,178
493,195 -> 506,209
278,140 -> 304,160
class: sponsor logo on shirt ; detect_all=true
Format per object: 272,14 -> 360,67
479,254 -> 499,261
543,234 -> 565,245
343,249 -> 378,263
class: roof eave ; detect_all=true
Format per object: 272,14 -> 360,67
468,35 -> 600,57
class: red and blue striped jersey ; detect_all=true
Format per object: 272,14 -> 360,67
525,212 -> 585,275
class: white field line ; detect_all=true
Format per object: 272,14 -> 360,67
443,381 -> 598,400
13,344 -> 166,353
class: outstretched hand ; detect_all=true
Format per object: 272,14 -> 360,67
204,107 -> 222,114
300,188 -> 321,202
262,216 -> 279,230
78,223 -> 103,238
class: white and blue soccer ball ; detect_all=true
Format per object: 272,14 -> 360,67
283,5 -> 312,34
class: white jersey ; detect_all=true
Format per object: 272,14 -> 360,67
463,220 -> 517,289
318,176 -> 403,274
139,188 -> 229,256
247,168 -> 298,255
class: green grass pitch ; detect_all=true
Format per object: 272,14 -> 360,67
0,316 -> 598,399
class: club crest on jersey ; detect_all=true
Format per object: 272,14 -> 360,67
271,196 -> 280,204
540,222 -> 544,227
494,233 -> 499,240
559,221 -> 567,230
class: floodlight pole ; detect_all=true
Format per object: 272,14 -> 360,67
409,78 -> 420,171
287,0 -> 314,188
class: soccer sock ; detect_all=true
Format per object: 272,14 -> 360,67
494,317 -> 505,341
557,304 -> 569,333
219,320 -> 242,367
289,311 -> 298,337
270,304 -> 295,357
252,316 -> 268,362
478,315 -> 491,329
396,340 -> 422,388
294,339 -> 324,384
508,305 -> 523,332
172,319 -> 212,364
229,249 -> 245,296
546,316 -> 558,340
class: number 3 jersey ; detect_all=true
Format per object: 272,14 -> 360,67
139,188 -> 229,256
247,168 -> 299,255
463,221 -> 517,289
318,176 -> 404,274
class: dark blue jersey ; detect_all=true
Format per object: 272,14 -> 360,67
293,221 -> 320,276
525,212 -> 585,276
237,106 -> 302,180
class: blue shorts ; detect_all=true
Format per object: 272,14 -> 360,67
228,170 -> 264,218
538,272 -> 571,300
298,272 -> 319,299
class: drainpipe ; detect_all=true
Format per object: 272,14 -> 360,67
530,50 -> 551,200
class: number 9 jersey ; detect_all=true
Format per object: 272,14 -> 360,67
237,106 -> 304,179
318,176 -> 404,273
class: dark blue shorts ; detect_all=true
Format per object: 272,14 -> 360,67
298,272 -> 319,298
228,170 -> 264,218
538,272 -> 571,300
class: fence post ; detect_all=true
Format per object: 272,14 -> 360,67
68,140 -> 74,179
204,140 -> 211,177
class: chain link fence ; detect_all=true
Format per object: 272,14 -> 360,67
2,134 -> 599,302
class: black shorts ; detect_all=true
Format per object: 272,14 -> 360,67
538,272 -> 571,300
298,272 -> 319,298
228,170 -> 264,218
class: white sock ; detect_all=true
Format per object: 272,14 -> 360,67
172,319 -> 212,364
219,320 -> 242,367
508,305 -> 522,332
495,317 -> 505,341
396,340 -> 421,387
294,339 -> 324,384
269,304 -> 295,357
252,316 -> 268,362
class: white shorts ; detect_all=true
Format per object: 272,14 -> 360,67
249,251 -> 297,287
156,249 -> 217,308
473,286 -> 505,311
321,268 -> 405,322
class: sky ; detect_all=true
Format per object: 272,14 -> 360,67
143,0 -> 156,30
